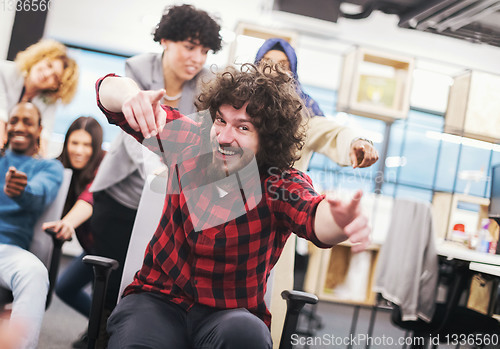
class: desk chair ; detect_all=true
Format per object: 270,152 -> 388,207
83,174 -> 318,349
373,198 -> 499,348
0,168 -> 73,309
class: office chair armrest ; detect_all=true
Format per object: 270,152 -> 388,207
281,290 -> 318,305
83,255 -> 119,349
279,290 -> 319,349
43,228 -> 72,308
83,255 -> 119,270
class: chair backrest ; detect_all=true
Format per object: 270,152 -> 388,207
29,168 -> 73,268
118,174 -> 167,297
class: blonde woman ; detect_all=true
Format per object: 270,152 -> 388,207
0,39 -> 79,154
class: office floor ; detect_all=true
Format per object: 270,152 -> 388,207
38,255 -> 485,349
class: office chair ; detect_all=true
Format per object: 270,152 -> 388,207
373,198 -> 499,348
83,174 -> 319,349
0,169 -> 73,310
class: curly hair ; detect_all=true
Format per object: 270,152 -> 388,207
196,64 -> 307,172
153,4 -> 222,53
58,116 -> 104,202
15,39 -> 79,104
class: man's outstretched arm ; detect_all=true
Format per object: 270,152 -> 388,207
98,75 -> 166,139
314,190 -> 371,253
96,75 -> 200,165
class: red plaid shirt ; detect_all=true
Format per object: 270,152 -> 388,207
96,76 -> 329,327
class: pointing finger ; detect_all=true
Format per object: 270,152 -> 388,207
151,89 -> 166,104
347,190 -> 363,210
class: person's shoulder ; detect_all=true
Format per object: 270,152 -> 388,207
0,60 -> 21,80
0,60 -> 17,71
126,52 -> 161,67
37,157 -> 64,174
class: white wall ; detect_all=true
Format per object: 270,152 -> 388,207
44,0 -> 265,58
0,5 -> 16,59
44,0 -> 500,72
43,0 -> 500,107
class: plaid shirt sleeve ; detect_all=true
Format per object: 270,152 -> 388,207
266,169 -> 332,248
95,74 -> 200,163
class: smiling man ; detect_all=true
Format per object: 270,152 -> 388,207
0,102 -> 63,349
96,64 -> 371,349
207,103 -> 258,179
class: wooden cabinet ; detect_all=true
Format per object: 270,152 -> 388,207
304,243 -> 379,306
303,193 -> 393,305
337,47 -> 414,122
445,70 -> 500,143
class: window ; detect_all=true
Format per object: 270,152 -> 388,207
303,83 -> 494,201
51,46 -> 128,153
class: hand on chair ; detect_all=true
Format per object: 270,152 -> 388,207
42,220 -> 75,241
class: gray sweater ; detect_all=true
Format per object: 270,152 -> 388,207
373,198 -> 439,322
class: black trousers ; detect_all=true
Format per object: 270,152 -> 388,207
107,292 -> 272,349
90,190 -> 137,310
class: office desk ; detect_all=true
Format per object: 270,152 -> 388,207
436,241 -> 500,266
436,240 -> 500,316
469,262 -> 500,277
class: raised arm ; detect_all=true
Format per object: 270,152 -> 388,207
314,191 -> 371,253
98,75 -> 166,139
5,161 -> 63,212
97,75 -> 201,165
297,117 -> 378,170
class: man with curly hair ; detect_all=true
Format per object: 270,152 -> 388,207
83,6 -> 223,347
95,64 -> 370,348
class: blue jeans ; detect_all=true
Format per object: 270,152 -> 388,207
107,292 -> 273,349
55,252 -> 93,317
0,244 -> 49,349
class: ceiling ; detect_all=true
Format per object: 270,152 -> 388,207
274,0 -> 500,47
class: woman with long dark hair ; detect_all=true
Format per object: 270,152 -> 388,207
42,116 -> 104,342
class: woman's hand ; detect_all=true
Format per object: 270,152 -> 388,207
349,139 -> 379,169
42,220 -> 75,241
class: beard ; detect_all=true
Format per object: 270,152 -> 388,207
207,147 -> 256,182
